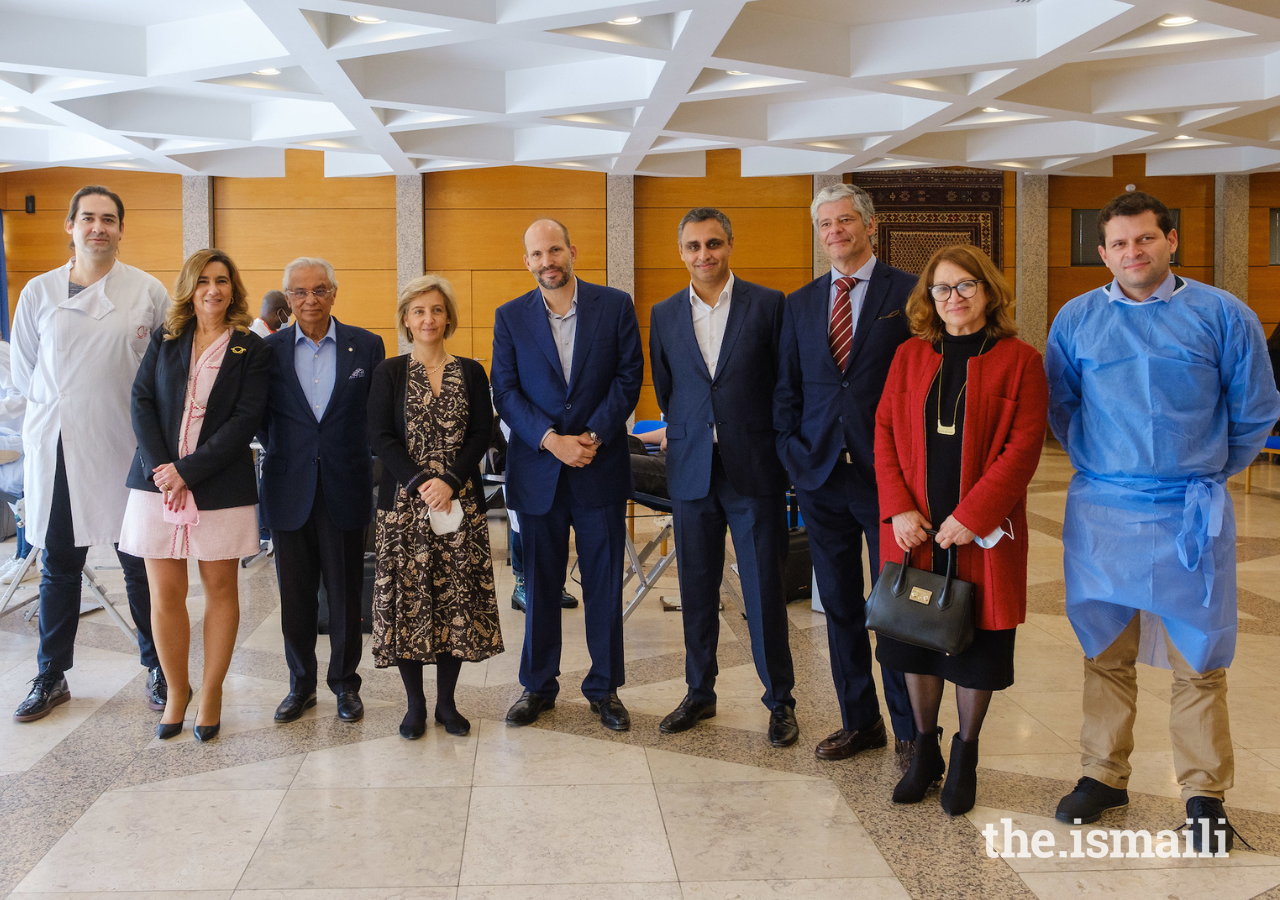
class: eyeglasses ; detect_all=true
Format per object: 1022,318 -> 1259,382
287,287 -> 333,301
928,279 -> 983,302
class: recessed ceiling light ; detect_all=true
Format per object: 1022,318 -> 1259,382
1159,16 -> 1197,26
0,107 -> 18,113
982,107 -> 1003,113
253,68 -> 281,75
726,70 -> 749,76
351,15 -> 386,24
1174,134 -> 1194,140
608,16 -> 642,25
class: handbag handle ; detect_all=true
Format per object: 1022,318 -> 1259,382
890,528 -> 957,609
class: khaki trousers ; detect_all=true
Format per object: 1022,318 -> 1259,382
1080,613 -> 1233,801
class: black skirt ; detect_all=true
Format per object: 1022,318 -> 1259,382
875,627 -> 1016,691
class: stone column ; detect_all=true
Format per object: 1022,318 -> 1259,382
181,176 -> 212,258
812,174 -> 841,277
1214,173 -> 1249,302
1015,173 -> 1049,353
396,174 -> 424,354
606,174 -> 635,300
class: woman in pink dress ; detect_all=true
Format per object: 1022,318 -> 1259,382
120,249 -> 271,742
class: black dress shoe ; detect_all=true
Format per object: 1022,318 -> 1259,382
590,692 -> 631,732
145,666 -> 168,711
336,691 -> 364,722
13,674 -> 70,722
659,695 -> 716,734
814,717 -> 887,760
435,705 -> 471,736
1187,796 -> 1245,854
560,590 -> 578,609
506,689 -> 554,726
400,719 -> 427,740
1055,776 -> 1128,824
193,722 -> 220,743
274,691 -> 318,723
767,705 -> 799,748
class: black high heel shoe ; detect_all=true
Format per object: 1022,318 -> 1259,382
156,688 -> 194,740
193,722 -> 220,743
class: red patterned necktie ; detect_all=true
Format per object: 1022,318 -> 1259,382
828,276 -> 857,370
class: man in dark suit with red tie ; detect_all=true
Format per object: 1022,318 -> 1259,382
774,183 -> 916,767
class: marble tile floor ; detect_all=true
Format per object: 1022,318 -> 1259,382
2,443 -> 1280,898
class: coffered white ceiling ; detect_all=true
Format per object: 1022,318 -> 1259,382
1,0 -> 1279,178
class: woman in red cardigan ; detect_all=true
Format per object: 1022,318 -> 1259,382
874,244 -> 1048,816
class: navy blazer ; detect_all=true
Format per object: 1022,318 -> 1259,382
258,318 -> 386,532
774,261 -> 915,495
490,278 -> 644,516
127,326 -> 271,510
650,277 -> 789,500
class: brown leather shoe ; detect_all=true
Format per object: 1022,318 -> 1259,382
814,717 -> 887,761
895,738 -> 915,774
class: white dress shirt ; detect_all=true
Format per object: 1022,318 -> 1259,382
690,273 -> 734,443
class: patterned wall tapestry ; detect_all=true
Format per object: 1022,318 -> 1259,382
848,169 -> 1004,273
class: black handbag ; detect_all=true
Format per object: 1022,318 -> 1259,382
866,529 -> 975,656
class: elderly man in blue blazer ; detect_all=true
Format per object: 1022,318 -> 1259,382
491,219 -> 643,731
775,183 -> 917,768
259,256 -> 385,725
649,208 -> 797,747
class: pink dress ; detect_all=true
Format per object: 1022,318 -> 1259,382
119,329 -> 260,560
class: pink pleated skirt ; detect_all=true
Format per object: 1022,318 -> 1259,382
118,489 -> 260,561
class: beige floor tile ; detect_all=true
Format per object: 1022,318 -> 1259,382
14,893 -> 233,899
232,890 -> 454,899
125,754 -> 306,792
239,787 -> 470,889
934,693 -> 1078,756
472,717 -> 650,786
457,886 -> 680,900
617,663 -> 773,735
1254,747 -> 1280,768
1024,614 -> 1081,647
13,789 -> 286,893
1018,866 -> 1280,899
1004,640 -> 1089,693
644,747 -> 822,784
655,781 -> 892,882
1003,689 -> 1173,753
0,628 -> 39,660
966,806 -> 1280,873
1025,491 -> 1069,524
459,783 -> 677,885
680,880 -> 910,900
292,730 -> 477,788
1222,686 -> 1280,749
785,603 -> 826,631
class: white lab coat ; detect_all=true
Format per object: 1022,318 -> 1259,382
0,342 -> 28,497
11,260 -> 169,547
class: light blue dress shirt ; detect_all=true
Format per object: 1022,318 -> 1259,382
827,255 -> 878,341
294,317 -> 337,421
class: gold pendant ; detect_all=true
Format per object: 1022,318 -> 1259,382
936,420 -> 956,436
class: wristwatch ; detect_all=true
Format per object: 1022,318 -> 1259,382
587,430 -> 602,446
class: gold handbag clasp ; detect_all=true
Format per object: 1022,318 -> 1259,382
909,586 -> 932,604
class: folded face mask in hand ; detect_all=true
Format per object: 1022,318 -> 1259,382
428,500 -> 464,535
163,496 -> 200,527
974,518 -> 1013,549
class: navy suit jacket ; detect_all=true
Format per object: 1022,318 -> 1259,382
258,318 -> 386,532
774,260 -> 915,495
649,278 -> 789,501
490,278 -> 643,516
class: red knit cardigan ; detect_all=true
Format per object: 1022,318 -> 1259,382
874,335 -> 1049,630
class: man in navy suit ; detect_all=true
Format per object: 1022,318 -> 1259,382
491,219 -> 643,731
259,257 -> 385,725
649,208 -> 797,747
775,183 -> 916,767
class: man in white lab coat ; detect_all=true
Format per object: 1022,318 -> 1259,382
10,185 -> 170,722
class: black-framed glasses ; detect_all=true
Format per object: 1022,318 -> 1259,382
287,287 -> 333,301
929,279 -> 983,302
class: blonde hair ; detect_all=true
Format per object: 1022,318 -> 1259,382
397,274 -> 458,344
905,244 -> 1018,344
165,249 -> 252,340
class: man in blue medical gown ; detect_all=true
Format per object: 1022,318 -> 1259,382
1046,191 -> 1280,852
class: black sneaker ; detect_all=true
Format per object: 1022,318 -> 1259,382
13,673 -> 70,722
145,666 -> 168,711
1055,776 -> 1129,824
1187,796 -> 1247,855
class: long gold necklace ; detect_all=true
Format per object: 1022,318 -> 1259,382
935,334 -> 989,435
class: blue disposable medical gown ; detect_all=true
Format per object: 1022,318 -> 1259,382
1046,275 -> 1280,672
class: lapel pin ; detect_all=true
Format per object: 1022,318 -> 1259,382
231,346 -> 245,354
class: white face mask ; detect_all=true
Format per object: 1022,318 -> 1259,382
974,519 -> 1014,550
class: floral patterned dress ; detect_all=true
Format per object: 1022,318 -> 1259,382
371,358 -> 503,666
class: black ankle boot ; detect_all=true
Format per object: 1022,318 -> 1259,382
940,733 -> 979,816
892,727 -> 945,804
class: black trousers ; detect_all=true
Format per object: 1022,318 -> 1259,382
273,477 -> 365,695
37,438 -> 158,677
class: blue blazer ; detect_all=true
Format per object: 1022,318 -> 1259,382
258,318 -> 386,532
649,278 -> 789,501
774,261 -> 915,495
491,278 -> 644,516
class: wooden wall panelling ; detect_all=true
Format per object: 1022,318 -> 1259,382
1249,173 -> 1280,332
1,168 -> 182,316
214,149 -> 398,357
